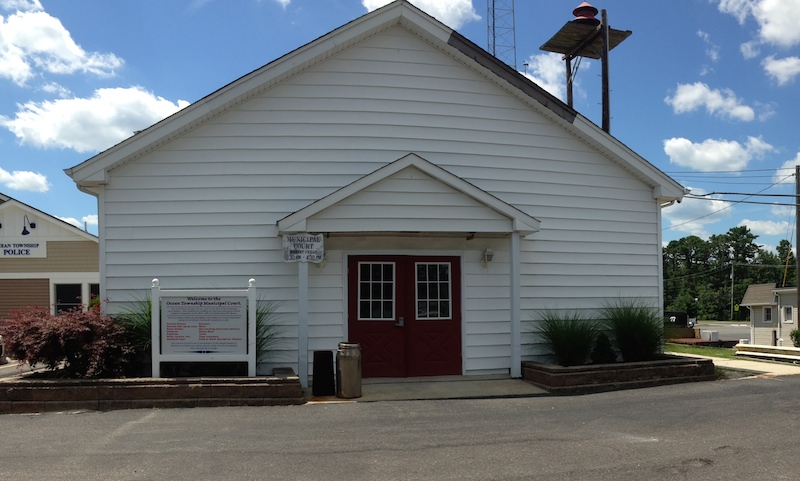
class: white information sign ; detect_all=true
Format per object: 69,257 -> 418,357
283,233 -> 324,262
161,296 -> 247,355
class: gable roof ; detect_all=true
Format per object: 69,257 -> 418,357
65,0 -> 685,203
0,194 -> 98,242
740,283 -> 777,306
277,153 -> 541,236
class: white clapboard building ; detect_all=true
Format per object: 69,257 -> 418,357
66,1 -> 685,385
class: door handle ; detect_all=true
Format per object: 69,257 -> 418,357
395,317 -> 405,327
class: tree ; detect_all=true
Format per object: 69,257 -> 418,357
663,226 -> 790,321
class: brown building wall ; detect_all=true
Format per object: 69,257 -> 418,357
0,278 -> 49,316
0,241 -> 98,273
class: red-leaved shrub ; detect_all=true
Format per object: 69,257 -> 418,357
0,305 -> 132,378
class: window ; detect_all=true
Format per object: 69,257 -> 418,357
416,262 -> 452,319
764,307 -> 772,323
785,306 -> 794,323
89,283 -> 100,308
55,284 -> 82,313
358,262 -> 395,320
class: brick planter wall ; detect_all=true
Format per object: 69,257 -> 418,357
0,369 -> 304,414
522,355 -> 716,395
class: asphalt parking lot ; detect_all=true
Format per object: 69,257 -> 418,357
2,374 -> 800,480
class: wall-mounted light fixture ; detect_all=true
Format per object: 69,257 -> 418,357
21,215 -> 36,235
482,248 -> 494,266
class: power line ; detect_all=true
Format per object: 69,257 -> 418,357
683,196 -> 798,207
690,192 -> 797,197
664,173 -> 795,231
664,168 -> 797,174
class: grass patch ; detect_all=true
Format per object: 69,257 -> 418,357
664,342 -> 737,360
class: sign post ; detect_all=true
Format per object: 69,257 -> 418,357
282,233 -> 324,388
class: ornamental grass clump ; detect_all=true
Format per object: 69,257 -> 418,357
535,310 -> 599,366
600,298 -> 664,362
255,298 -> 285,363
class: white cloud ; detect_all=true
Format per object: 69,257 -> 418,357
662,187 -> 732,238
664,82 -> 755,121
740,218 -> 790,236
740,40 -> 761,59
771,203 -> 795,217
276,0 -> 290,7
663,136 -> 774,172
520,53 -> 569,100
0,86 -> 190,153
773,152 -> 800,184
0,166 -> 49,191
57,214 -> 96,230
0,0 -> 42,12
755,101 -> 777,121
39,81 -> 70,98
0,9 -> 123,86
697,30 -> 720,62
716,0 -> 753,24
362,0 -> 480,29
762,55 -> 800,85
717,0 -> 800,48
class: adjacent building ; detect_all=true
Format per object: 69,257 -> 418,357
740,283 -> 797,346
0,194 -> 99,316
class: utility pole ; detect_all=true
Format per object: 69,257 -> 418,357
790,165 -> 800,314
730,261 -> 734,321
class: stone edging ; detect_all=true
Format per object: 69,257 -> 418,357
0,369 -> 305,414
522,355 -> 716,395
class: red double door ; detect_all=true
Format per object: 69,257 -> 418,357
347,255 -> 462,378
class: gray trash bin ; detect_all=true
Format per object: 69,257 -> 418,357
336,342 -> 362,398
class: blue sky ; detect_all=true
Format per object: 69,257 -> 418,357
1,0 -> 799,252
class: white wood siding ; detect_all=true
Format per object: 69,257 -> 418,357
307,167 -> 514,233
101,26 -> 663,374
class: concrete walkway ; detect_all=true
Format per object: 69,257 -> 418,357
305,374 -> 548,403
306,355 -> 800,404
665,351 -> 800,377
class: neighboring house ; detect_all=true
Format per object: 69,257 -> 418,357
740,283 -> 797,346
0,194 -> 99,316
65,1 -> 685,385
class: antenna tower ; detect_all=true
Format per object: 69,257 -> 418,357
487,0 -> 516,69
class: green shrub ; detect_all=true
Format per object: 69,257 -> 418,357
590,332 -> 618,364
791,329 -> 800,348
0,305 -> 131,378
600,298 -> 664,362
535,310 -> 599,366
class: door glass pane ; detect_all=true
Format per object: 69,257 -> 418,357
360,263 -> 371,281
428,264 -> 438,281
358,262 -> 394,320
416,263 -> 451,320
